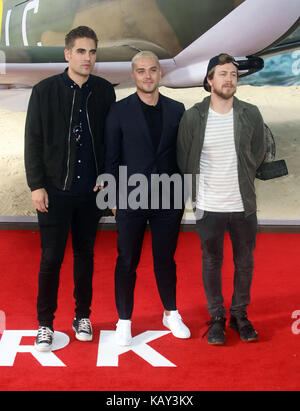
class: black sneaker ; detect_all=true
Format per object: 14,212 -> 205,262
72,318 -> 93,342
229,315 -> 258,342
35,326 -> 54,352
202,317 -> 226,345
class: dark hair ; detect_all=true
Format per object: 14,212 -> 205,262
65,26 -> 98,49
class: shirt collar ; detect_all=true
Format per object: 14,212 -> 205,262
62,68 -> 90,90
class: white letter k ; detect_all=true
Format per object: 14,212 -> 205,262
97,330 -> 176,367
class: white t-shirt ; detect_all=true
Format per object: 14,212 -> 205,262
196,107 -> 244,212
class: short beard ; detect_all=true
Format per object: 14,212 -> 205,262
213,86 -> 236,100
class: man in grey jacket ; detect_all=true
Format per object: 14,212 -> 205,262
177,54 -> 266,345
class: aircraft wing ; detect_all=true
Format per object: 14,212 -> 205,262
0,0 -> 299,88
255,25 -> 300,57
160,0 -> 300,87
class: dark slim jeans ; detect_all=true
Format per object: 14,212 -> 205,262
195,211 -> 257,319
37,192 -> 102,327
115,208 -> 183,319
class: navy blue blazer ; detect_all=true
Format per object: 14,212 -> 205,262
104,92 -> 185,188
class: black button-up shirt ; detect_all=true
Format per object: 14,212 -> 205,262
48,69 -> 97,196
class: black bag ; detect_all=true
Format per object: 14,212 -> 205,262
256,159 -> 288,180
256,124 -> 288,180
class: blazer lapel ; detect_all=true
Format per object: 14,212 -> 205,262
156,94 -> 169,154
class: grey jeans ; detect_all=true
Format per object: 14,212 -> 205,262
196,211 -> 257,319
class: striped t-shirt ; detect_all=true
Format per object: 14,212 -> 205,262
196,107 -> 244,212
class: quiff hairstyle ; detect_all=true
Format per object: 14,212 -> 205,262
131,51 -> 160,69
65,26 -> 98,50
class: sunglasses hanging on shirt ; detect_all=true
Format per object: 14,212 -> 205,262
73,123 -> 83,148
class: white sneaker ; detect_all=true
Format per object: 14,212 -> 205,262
163,310 -> 191,339
115,319 -> 133,346
34,326 -> 54,352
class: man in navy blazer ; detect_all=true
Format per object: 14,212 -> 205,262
105,51 -> 190,345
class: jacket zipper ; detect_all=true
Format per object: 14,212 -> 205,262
86,91 -> 99,176
63,90 -> 76,190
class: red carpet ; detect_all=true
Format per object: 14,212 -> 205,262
0,229 -> 300,391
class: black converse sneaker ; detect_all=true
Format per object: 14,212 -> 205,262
72,318 -> 93,342
35,326 -> 54,352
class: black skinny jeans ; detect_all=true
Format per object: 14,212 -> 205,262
196,211 -> 257,319
37,192 -> 102,327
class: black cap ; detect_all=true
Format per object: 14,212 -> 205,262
203,53 -> 239,92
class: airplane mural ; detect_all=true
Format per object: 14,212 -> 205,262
0,0 -> 299,88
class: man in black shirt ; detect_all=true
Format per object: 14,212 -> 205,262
25,26 -> 115,351
105,51 -> 190,345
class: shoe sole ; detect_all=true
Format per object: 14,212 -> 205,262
115,337 -> 132,346
207,340 -> 225,346
229,323 -> 258,343
34,342 -> 53,352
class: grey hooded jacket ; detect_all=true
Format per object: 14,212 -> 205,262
177,96 -> 266,217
